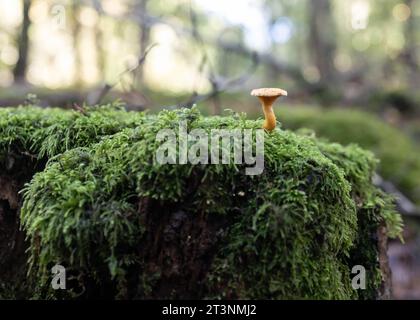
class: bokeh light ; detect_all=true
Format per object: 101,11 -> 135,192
393,3 -> 411,22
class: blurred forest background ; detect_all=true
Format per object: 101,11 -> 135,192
0,0 -> 420,299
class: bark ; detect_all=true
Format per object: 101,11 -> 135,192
0,155 -> 45,298
131,197 -> 231,299
377,222 -> 392,299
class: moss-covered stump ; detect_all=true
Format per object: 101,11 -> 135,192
0,106 -> 401,299
0,105 -> 144,297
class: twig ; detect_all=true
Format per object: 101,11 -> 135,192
171,2 -> 259,111
175,51 -> 258,109
116,10 -> 311,89
72,103 -> 87,115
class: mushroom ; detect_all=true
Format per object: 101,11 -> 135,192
251,88 -> 288,131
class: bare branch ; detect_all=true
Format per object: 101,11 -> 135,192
106,10 -> 312,90
173,52 -> 259,109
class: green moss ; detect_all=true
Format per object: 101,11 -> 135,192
9,106 -> 400,299
277,106 -> 420,204
0,102 -> 146,163
314,141 -> 401,299
0,103 -> 146,299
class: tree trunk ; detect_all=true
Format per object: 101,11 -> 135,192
71,3 -> 83,86
13,0 -> 31,83
137,0 -> 150,83
401,0 -> 419,91
307,0 -> 337,86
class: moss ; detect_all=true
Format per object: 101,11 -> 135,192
7,106 -> 400,299
277,106 -> 420,204
315,142 -> 401,299
0,103 -> 146,163
0,103 -> 146,299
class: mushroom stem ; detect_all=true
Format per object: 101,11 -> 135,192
259,96 -> 278,131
